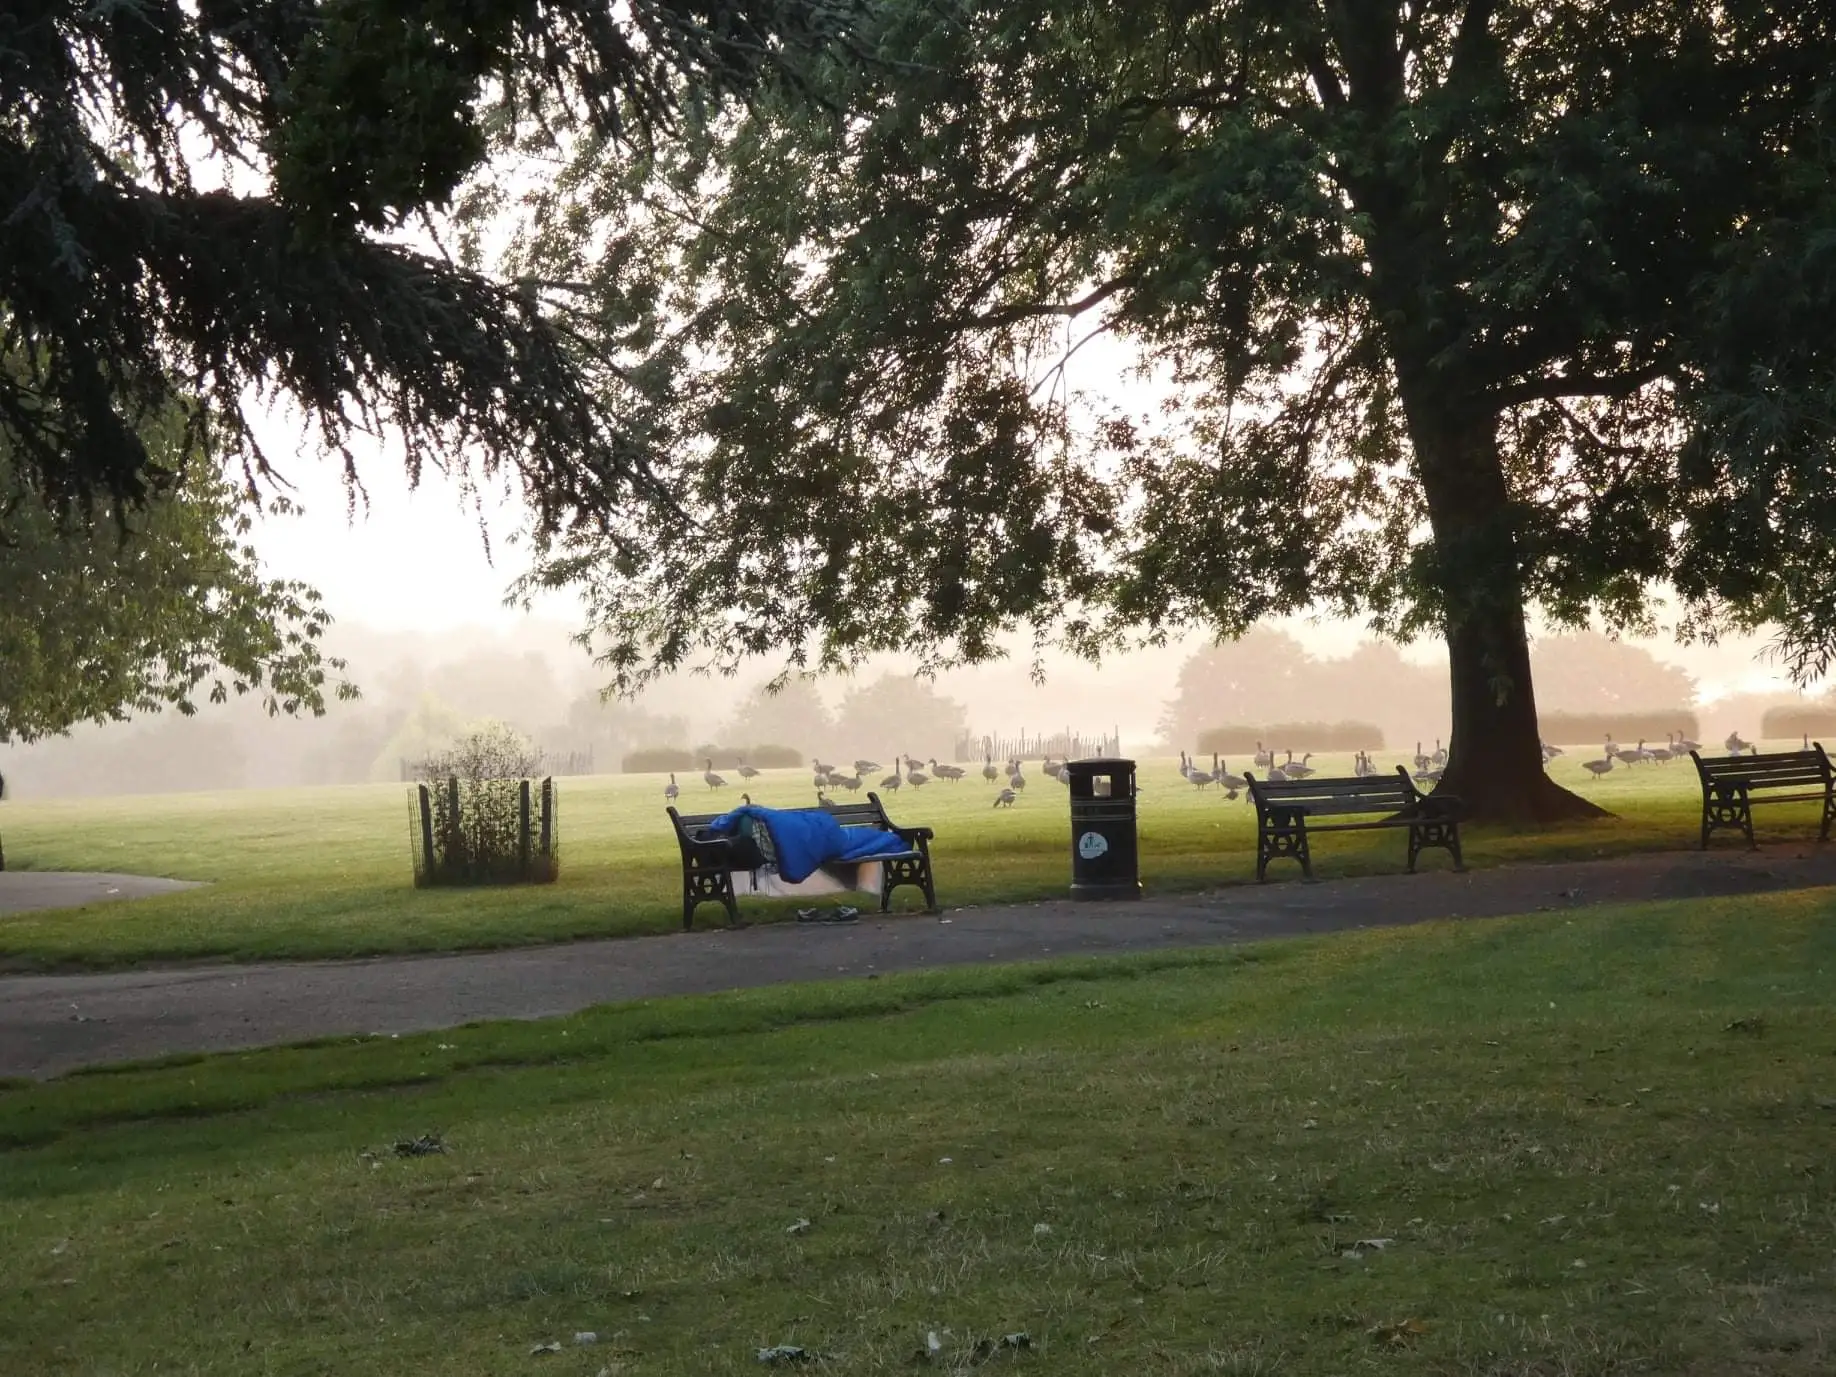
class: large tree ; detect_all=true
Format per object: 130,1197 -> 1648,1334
506,0 -> 1836,821
1,423 -> 351,744
4,0 -> 856,515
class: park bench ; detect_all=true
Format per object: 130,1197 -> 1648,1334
666,792 -> 937,929
1244,766 -> 1464,883
1690,745 -> 1835,849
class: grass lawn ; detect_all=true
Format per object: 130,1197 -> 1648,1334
2,890 -> 1833,1373
0,747 -> 1814,970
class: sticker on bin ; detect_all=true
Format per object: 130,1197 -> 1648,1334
1078,831 -> 1109,859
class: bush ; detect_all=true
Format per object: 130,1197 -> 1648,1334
1537,710 -> 1699,748
1759,706 -> 1836,742
1195,721 -> 1385,754
622,746 -> 695,773
409,725 -> 558,887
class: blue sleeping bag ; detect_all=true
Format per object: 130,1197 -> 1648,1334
705,804 -> 912,884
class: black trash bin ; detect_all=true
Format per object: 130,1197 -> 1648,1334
1064,758 -> 1140,900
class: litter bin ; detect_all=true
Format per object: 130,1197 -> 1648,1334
1064,758 -> 1140,900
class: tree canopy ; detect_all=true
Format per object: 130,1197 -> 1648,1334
4,0 -> 858,516
0,420 -> 352,744
505,0 -> 1836,819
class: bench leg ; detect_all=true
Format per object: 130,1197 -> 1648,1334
1822,789 -> 1835,844
1701,787 -> 1755,851
682,866 -> 738,930
1257,815 -> 1310,882
1408,819 -> 1464,873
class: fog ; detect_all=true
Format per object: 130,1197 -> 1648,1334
2,454 -> 1823,799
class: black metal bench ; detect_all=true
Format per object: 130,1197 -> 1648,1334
1244,766 -> 1464,882
666,792 -> 937,929
1690,745 -> 1835,849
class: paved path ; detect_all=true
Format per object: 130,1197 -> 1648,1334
3,847 -> 1833,1079
0,871 -> 200,917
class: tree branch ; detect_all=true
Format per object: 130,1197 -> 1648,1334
1491,360 -> 1672,408
958,276 -> 1133,330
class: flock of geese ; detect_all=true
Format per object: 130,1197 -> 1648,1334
659,726 -> 1774,807
663,752 -> 1079,809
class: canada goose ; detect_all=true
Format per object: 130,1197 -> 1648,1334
1622,738 -> 1655,766
816,791 -> 841,814
1254,741 -> 1274,768
812,767 -> 831,789
1008,759 -> 1026,789
1413,741 -> 1430,771
904,756 -> 929,788
1353,751 -> 1377,777
982,753 -> 999,783
737,757 -> 760,780
1284,751 -> 1316,779
929,757 -> 966,782
1674,731 -> 1701,753
835,772 -> 863,792
741,792 -> 753,806
1582,756 -> 1615,779
1267,759 -> 1291,783
993,787 -> 1017,808
880,765 -> 903,792
1413,765 -> 1443,784
854,759 -> 881,775
664,772 -> 680,802
812,759 -> 836,777
1603,736 -> 1620,758
1725,731 -> 1750,754
1178,751 -> 1195,781
1216,758 -> 1248,797
703,758 -> 726,790
1431,738 -> 1447,767
1189,763 -> 1213,790
1541,741 -> 1563,762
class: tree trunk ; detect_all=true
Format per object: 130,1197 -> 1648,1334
1402,395 -> 1608,824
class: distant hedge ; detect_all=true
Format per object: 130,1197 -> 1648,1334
1538,711 -> 1699,748
1760,707 -> 1836,742
622,746 -> 695,773
1196,721 -> 1384,754
684,743 -> 806,771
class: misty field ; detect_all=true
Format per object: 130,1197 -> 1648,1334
0,748 -> 1810,970
3,890 -> 1833,1375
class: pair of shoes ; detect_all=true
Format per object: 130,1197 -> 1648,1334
795,905 -> 861,924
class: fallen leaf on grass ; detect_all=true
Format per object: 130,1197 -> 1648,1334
786,1218 -> 812,1235
530,1340 -> 562,1355
1369,1318 -> 1430,1347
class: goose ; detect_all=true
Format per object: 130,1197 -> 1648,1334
736,757 -> 760,780
1413,740 -> 1430,772
1603,735 -> 1620,758
1283,750 -> 1316,780
1622,738 -> 1655,766
905,756 -> 930,788
1674,730 -> 1701,753
1008,759 -> 1027,790
982,753 -> 999,783
1582,755 -> 1615,779
703,758 -> 726,790
1353,750 -> 1377,778
1216,757 -> 1248,799
1178,751 -> 1196,781
664,772 -> 680,803
879,767 -> 903,793
1266,758 -> 1291,783
993,787 -> 1017,808
1725,731 -> 1750,754
816,791 -> 841,814
1189,762 -> 1213,790
1541,741 -> 1563,762
929,757 -> 966,782
1431,738 -> 1448,767
835,772 -> 864,793
741,792 -> 753,806
1254,741 -> 1274,769
812,767 -> 832,789
812,759 -> 836,777
1413,765 -> 1443,784
1042,755 -> 1065,782
854,758 -> 882,776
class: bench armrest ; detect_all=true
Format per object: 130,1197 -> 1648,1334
1410,793 -> 1466,820
679,833 -> 736,863
891,824 -> 934,843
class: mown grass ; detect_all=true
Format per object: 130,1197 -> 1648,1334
0,748 -> 1808,970
2,890 -> 1832,1374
